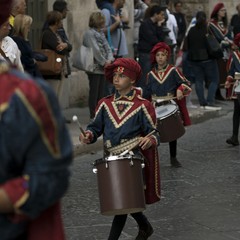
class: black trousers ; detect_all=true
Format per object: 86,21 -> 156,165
108,212 -> 149,240
169,140 -> 177,158
232,99 -> 240,137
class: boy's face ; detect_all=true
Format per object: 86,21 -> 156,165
155,51 -> 168,66
113,72 -> 135,93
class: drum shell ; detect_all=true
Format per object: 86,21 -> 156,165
94,156 -> 145,216
157,107 -> 185,143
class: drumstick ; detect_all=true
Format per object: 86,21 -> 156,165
119,129 -> 156,156
220,82 -> 235,87
152,95 -> 188,102
72,115 -> 86,137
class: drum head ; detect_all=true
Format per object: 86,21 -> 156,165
155,104 -> 177,119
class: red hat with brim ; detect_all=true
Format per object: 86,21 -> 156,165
104,58 -> 142,83
210,3 -> 225,19
0,0 -> 12,26
150,42 -> 171,65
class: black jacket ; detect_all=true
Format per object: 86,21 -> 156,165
138,18 -> 165,53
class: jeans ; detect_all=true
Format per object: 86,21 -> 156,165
191,59 -> 219,105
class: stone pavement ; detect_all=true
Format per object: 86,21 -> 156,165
62,90 -> 233,157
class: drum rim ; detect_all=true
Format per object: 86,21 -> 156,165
94,155 -> 144,165
155,104 -> 178,120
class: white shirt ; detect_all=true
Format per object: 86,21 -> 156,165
0,36 -> 24,72
166,9 -> 178,45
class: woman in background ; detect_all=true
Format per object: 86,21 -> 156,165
209,2 -> 233,101
82,11 -> 114,121
41,10 -> 71,109
12,14 -> 42,77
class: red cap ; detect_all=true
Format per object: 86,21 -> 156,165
104,58 -> 142,83
0,0 -> 13,26
210,3 -> 225,19
150,42 -> 171,65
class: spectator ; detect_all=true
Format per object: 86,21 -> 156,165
43,0 -> 72,77
186,11 -> 222,110
225,33 -> 240,146
134,0 -> 148,60
137,4 -> 166,90
165,0 -> 178,64
101,0 -> 128,58
9,0 -> 26,36
12,14 -> 42,77
82,11 -> 114,121
0,19 -> 24,71
209,2 -> 233,101
0,0 -> 73,239
173,1 -> 187,50
41,11 -> 70,108
230,3 -> 240,37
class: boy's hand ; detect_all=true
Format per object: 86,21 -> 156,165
79,132 -> 91,144
176,89 -> 183,100
139,137 -> 152,150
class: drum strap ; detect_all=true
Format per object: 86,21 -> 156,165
106,136 -> 141,155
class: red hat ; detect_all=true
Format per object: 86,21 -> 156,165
0,0 -> 12,26
210,3 -> 225,19
234,33 -> 240,47
104,58 -> 142,83
150,42 -> 171,65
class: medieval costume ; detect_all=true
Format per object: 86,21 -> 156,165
81,58 -> 160,239
225,33 -> 240,146
144,42 -> 191,167
0,61 -> 72,240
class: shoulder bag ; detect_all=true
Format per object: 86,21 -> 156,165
36,49 -> 63,76
72,45 -> 94,72
205,28 -> 223,59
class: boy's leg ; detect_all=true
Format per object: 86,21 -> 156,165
131,212 -> 153,239
108,214 -> 127,240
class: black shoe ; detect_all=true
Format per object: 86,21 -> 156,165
170,157 -> 182,168
135,222 -> 153,240
226,136 -> 239,146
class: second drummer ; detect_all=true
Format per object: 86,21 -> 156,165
144,42 -> 192,167
79,58 -> 160,239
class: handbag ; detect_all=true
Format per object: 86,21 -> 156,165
72,45 -> 94,72
36,49 -> 63,75
205,31 -> 223,59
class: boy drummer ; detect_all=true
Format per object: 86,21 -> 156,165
79,58 -> 160,240
144,42 -> 191,167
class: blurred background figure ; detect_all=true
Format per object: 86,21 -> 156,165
230,3 -> 240,37
137,4 -> 166,90
209,2 -> 233,101
12,14 -> 42,77
82,11 -> 114,122
173,1 -> 187,51
186,11 -> 221,110
134,0 -> 148,61
0,19 -> 23,71
41,11 -> 71,109
9,0 -> 26,36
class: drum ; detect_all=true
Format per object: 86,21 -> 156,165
93,154 -> 145,216
155,104 -> 185,143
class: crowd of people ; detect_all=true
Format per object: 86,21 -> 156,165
1,0 -> 240,239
